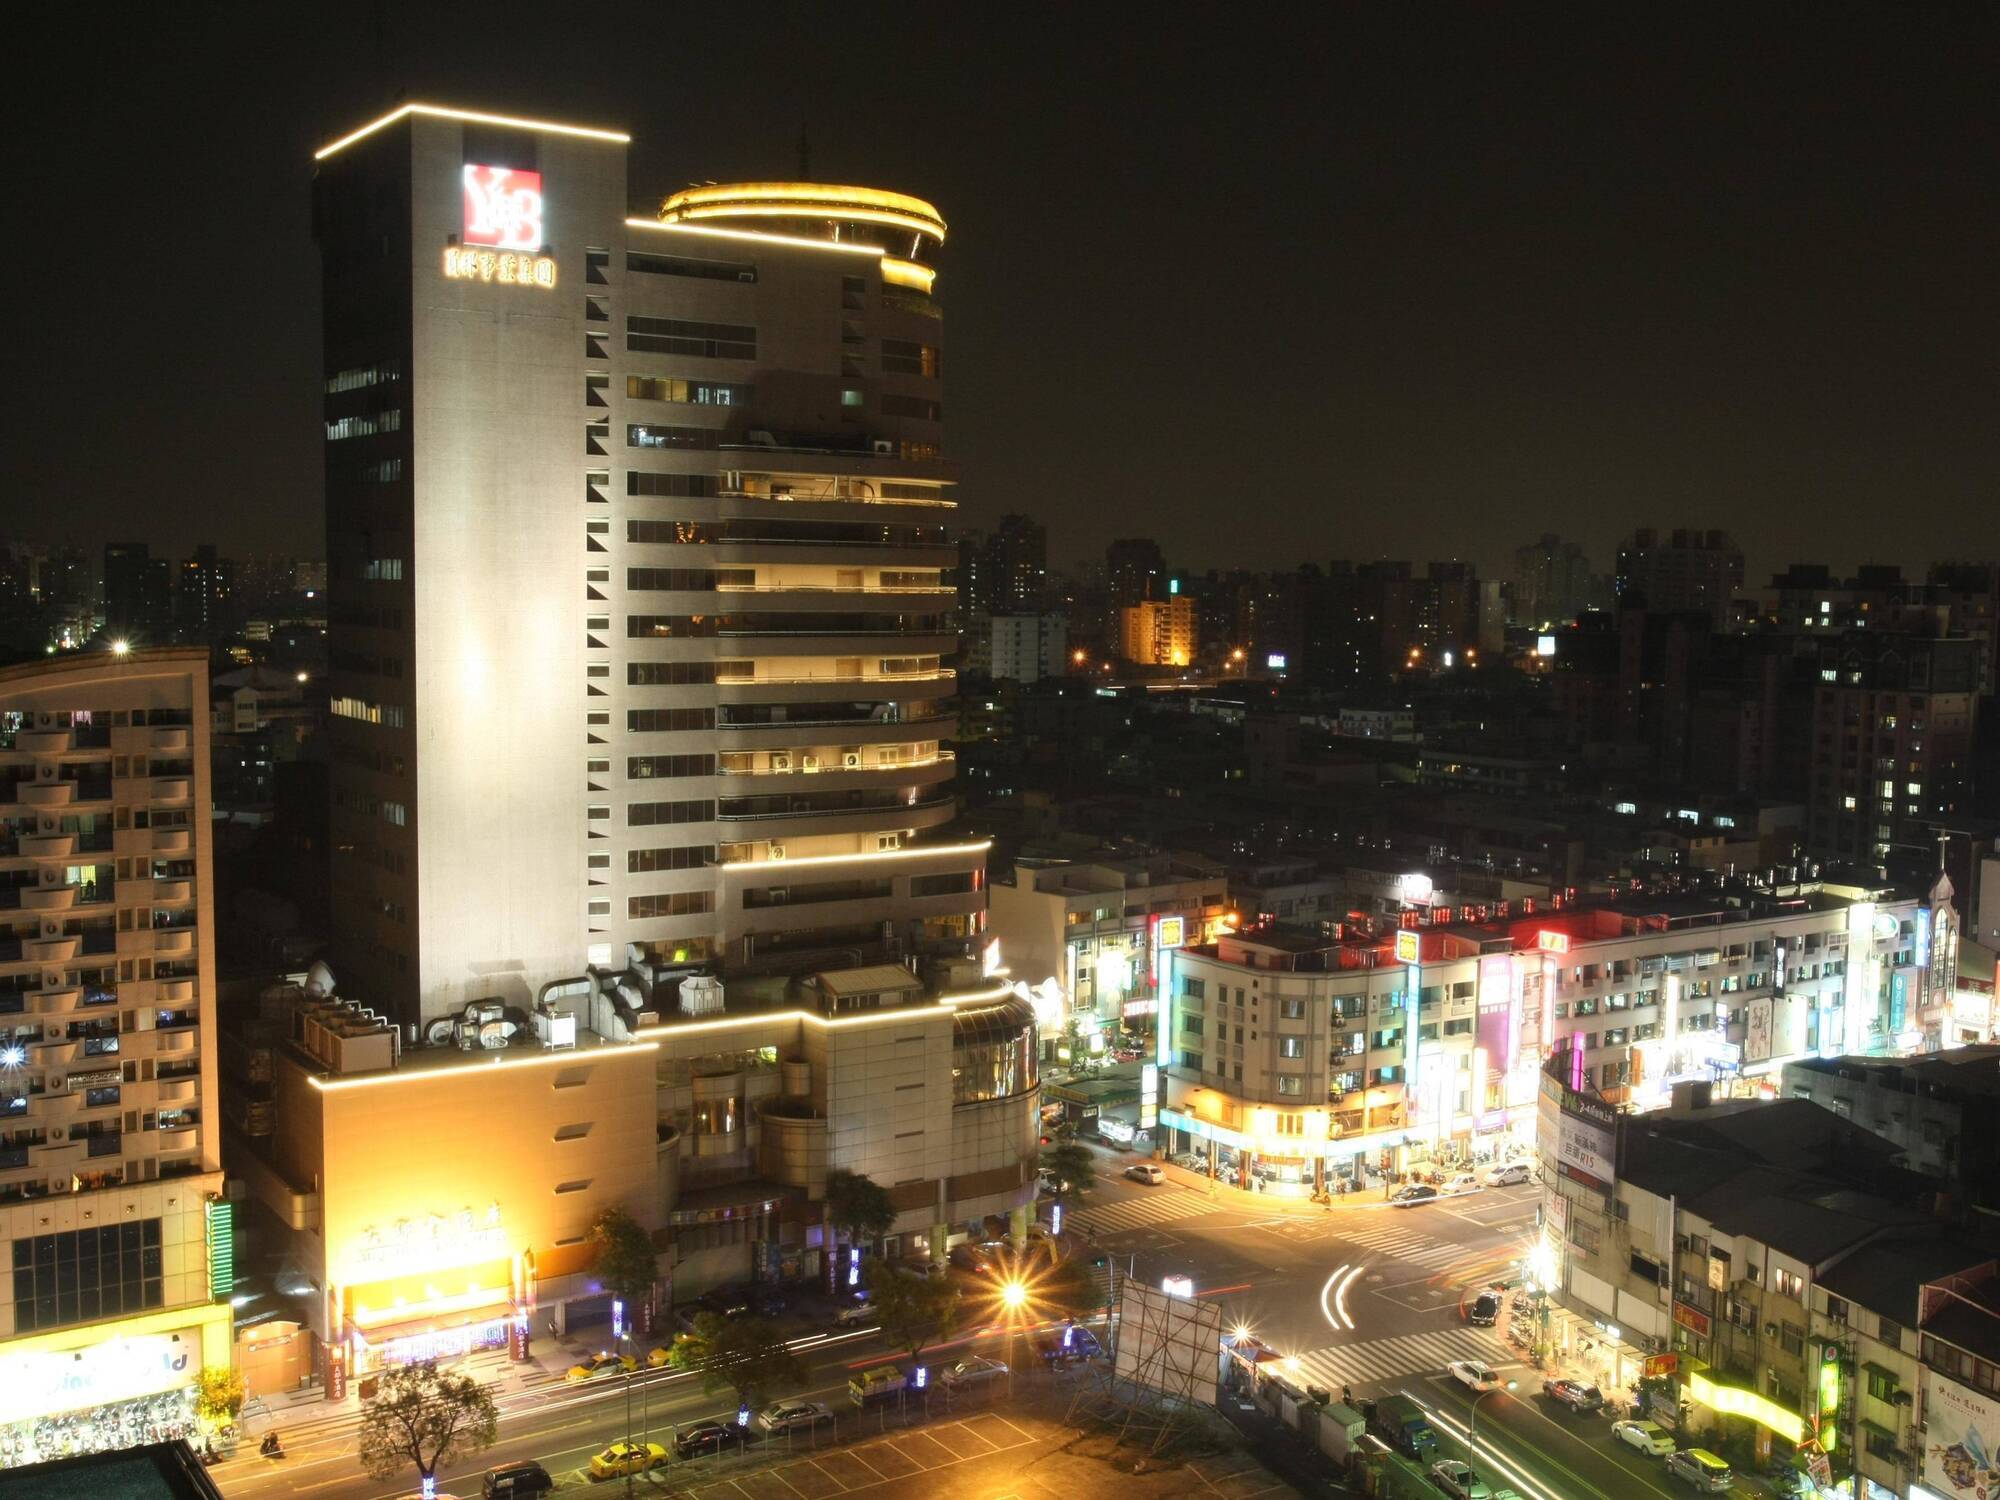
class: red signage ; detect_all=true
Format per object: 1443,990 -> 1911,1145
1672,1301 -> 1711,1338
462,164 -> 545,251
1644,1353 -> 1680,1379
1537,930 -> 1570,955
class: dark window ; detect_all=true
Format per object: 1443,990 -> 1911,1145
626,472 -> 717,498
881,393 -> 942,422
909,872 -> 976,898
627,846 -> 714,874
626,251 -> 757,284
626,709 -> 716,733
628,800 -> 716,827
627,520 -> 721,545
626,569 -> 719,591
627,754 -> 716,779
625,317 -> 756,360
627,891 -> 715,919
626,662 -> 717,686
12,1218 -> 162,1333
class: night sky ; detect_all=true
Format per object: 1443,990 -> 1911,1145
10,4 -> 1996,581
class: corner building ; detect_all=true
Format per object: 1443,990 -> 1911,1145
315,105 -> 979,1028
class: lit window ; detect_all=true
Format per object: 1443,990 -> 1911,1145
1843,796 -> 1857,811
841,388 -> 864,408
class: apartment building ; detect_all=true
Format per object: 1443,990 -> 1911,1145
1614,527 -> 1746,630
1119,597 -> 1195,667
1806,631 -> 1978,872
313,103 -> 981,1030
1783,1048 -> 2000,1200
0,648 -> 231,1460
985,612 -> 1069,684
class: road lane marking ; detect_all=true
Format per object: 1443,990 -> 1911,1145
1319,1263 -> 1351,1331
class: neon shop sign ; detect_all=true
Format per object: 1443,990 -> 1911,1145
447,164 -> 556,286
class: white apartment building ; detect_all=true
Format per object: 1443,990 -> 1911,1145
986,612 -> 1068,684
0,648 -> 231,1459
1157,874 -> 1957,1196
313,103 -> 982,1029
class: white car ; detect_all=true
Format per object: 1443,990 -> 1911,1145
1611,1418 -> 1676,1456
1448,1358 -> 1502,1392
755,1399 -> 832,1434
1124,1162 -> 1165,1185
1443,1172 -> 1482,1196
1429,1458 -> 1495,1500
1482,1161 -> 1532,1187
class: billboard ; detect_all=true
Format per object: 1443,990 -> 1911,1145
1539,1073 -> 1615,1190
1113,1280 -> 1221,1406
462,164 -> 545,250
1744,997 -> 1774,1064
1923,1370 -> 2000,1498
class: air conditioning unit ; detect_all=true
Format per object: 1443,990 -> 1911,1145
843,752 -> 862,769
801,754 -> 820,772
771,753 -> 791,771
769,844 -> 787,861
871,439 -> 895,456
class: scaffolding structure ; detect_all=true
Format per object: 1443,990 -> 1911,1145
1065,1275 -> 1223,1455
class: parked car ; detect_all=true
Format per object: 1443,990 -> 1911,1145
1611,1419 -> 1676,1456
481,1462 -> 553,1498
565,1351 -> 635,1382
1448,1359 -> 1502,1392
1443,1172 -> 1483,1196
1541,1377 -> 1604,1413
672,1420 -> 755,1461
1032,1324 -> 1104,1364
1124,1162 -> 1165,1185
756,1399 -> 833,1435
1482,1161 -> 1532,1187
1466,1290 -> 1502,1326
1428,1458 -> 1495,1500
939,1356 -> 1009,1391
587,1441 -> 667,1480
1390,1183 -> 1440,1207
1665,1448 -> 1734,1492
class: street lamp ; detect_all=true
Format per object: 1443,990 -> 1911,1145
1000,1279 -> 1028,1396
1469,1379 -> 1517,1469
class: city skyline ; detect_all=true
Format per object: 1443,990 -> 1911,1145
9,5 -> 1997,581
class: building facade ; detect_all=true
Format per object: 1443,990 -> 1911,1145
985,612 -> 1069,684
0,649 -> 231,1461
1615,528 -> 1745,630
1119,597 -> 1194,667
314,103 -> 982,1029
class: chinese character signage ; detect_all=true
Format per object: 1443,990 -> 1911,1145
462,165 -> 544,250
1395,929 -> 1421,964
1923,1368 -> 2000,1497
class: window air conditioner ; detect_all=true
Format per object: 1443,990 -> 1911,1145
769,844 -> 787,860
771,753 -> 791,771
871,439 -> 895,455
843,753 -> 862,769
802,755 -> 819,771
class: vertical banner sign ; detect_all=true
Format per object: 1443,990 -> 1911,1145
205,1198 -> 235,1300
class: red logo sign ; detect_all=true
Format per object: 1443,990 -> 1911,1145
1672,1301 -> 1711,1338
1537,929 -> 1570,955
462,165 -> 544,251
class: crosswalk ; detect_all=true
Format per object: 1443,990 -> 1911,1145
1335,1222 -> 1514,1274
1284,1326 -> 1514,1393
1065,1188 -> 1218,1235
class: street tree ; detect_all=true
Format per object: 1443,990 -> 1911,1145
823,1167 -> 894,1292
1040,1123 -> 1096,1220
863,1264 -> 962,1367
356,1359 -> 498,1495
667,1312 -> 806,1415
589,1206 -> 660,1328
192,1366 -> 245,1434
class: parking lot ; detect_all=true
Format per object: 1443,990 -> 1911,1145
636,1411 -> 1048,1498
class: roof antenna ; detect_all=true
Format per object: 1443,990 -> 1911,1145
797,124 -> 811,180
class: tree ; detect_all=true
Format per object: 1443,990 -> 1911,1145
864,1264 -> 962,1367
590,1206 -> 660,1325
192,1366 -> 245,1432
823,1167 -> 894,1292
357,1359 -> 498,1492
1040,1123 -> 1096,1214
667,1312 -> 806,1414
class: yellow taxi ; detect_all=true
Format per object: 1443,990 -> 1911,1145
588,1440 -> 668,1479
565,1351 -> 637,1382
646,1345 -> 673,1368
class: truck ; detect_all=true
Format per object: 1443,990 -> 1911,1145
847,1364 -> 907,1407
1360,1393 -> 1438,1460
1315,1401 -> 1368,1467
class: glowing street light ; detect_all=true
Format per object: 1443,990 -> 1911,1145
1000,1280 -> 1028,1311
110,639 -> 131,657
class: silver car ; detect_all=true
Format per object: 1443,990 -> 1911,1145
755,1399 -> 832,1434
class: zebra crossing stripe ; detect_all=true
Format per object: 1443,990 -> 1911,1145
1285,1328 -> 1512,1389
1070,1191 -> 1214,1232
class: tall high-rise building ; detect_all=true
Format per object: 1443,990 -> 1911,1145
314,104 -> 983,1026
0,647 -> 231,1459
1807,631 -> 1978,873
982,513 -> 1046,614
101,543 -> 172,644
1105,537 -> 1165,611
1615,527 -> 1745,630
174,544 -> 235,642
1509,533 -> 1596,628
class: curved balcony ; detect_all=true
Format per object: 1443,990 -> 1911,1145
152,880 -> 192,904
154,930 -> 194,958
152,829 -> 190,854
32,988 -> 81,1015
715,791 -> 955,842
714,671 -> 954,705
26,936 -> 79,963
715,719 -> 942,750
19,783 -> 74,809
151,728 -> 191,753
16,729 -> 73,754
22,886 -> 78,913
19,834 -> 77,859
151,778 -> 192,803
158,979 -> 196,1004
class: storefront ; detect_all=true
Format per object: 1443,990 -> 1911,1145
0,1301 -> 233,1467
